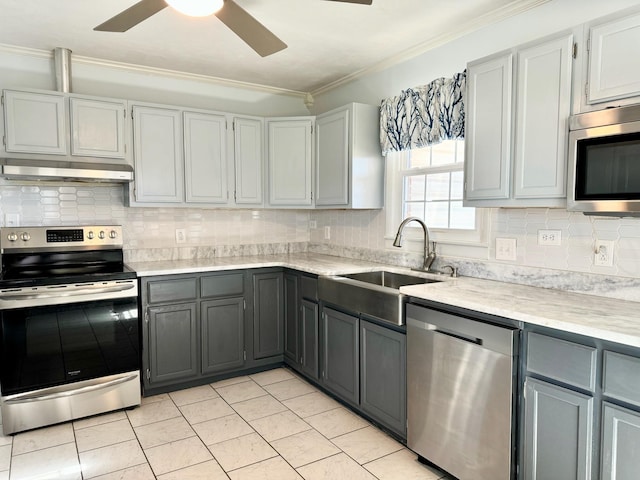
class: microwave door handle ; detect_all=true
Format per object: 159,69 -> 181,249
0,283 -> 135,302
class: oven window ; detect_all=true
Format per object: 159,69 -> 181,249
576,132 -> 640,200
1,298 -> 139,396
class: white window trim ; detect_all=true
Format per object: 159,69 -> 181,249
384,150 -> 490,254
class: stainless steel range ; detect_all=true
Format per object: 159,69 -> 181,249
0,225 -> 140,435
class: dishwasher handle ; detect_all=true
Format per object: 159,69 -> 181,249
406,304 -> 516,357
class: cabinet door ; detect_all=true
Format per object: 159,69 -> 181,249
70,98 -> 126,158
234,116 -> 263,205
321,307 -> 359,405
588,12 -> 640,104
283,273 -> 299,363
148,303 -> 198,385
184,112 -> 228,204
300,299 -> 319,380
201,298 -> 245,375
464,53 -> 513,202
514,35 -> 573,199
3,90 -> 67,155
523,377 -> 593,480
132,105 -> 183,203
315,108 -> 349,206
267,119 -> 313,206
253,272 -> 284,359
601,402 -> 640,480
360,320 -> 406,437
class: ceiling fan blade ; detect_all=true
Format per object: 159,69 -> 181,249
94,0 -> 168,32
324,0 -> 373,4
216,0 -> 287,57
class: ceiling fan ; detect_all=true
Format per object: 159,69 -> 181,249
94,0 -> 373,57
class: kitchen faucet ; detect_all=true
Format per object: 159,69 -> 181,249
393,216 -> 436,272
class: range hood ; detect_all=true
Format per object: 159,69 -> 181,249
1,158 -> 134,183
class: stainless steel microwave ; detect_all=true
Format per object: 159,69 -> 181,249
567,104 -> 640,216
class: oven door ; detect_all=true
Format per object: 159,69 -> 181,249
0,280 -> 140,396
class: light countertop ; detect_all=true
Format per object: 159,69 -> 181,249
129,253 -> 640,348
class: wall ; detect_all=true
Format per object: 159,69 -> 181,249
306,0 -> 640,289
0,182 -> 310,262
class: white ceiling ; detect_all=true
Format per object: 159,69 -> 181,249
0,0 -> 544,93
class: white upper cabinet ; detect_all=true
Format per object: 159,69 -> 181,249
465,53 -> 513,202
132,105 -> 183,203
3,90 -> 67,155
587,10 -> 640,105
315,103 -> 383,209
514,34 -> 573,200
267,118 -> 313,207
184,111 -> 227,204
70,97 -> 126,158
233,116 -> 263,206
464,32 -> 574,207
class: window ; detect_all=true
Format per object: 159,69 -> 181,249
386,139 -> 487,246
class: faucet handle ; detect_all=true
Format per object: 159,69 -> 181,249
441,265 -> 458,278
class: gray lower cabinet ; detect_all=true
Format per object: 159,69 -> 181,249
284,272 -> 299,363
523,377 -> 593,480
321,307 -> 359,406
601,403 -> 640,480
360,319 -> 406,437
148,303 -> 198,384
300,299 -> 319,379
201,298 -> 245,375
253,271 -> 284,359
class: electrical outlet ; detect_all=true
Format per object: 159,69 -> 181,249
496,237 -> 517,261
309,220 -> 317,229
175,228 -> 186,244
594,240 -> 614,267
324,226 -> 331,240
538,229 -> 562,246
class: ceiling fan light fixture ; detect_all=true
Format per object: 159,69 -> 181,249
164,0 -> 223,17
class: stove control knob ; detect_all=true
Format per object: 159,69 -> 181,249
7,233 -> 18,242
109,230 -> 118,239
20,232 -> 31,242
98,231 -> 106,239
87,231 -> 95,240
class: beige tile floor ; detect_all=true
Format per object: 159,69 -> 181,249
0,368 -> 450,479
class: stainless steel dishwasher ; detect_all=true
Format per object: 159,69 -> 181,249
406,303 -> 518,480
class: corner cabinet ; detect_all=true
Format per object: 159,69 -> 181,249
266,117 -> 314,207
315,103 -> 384,209
464,32 -> 574,207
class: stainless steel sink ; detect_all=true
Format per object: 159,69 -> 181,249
318,270 -> 441,326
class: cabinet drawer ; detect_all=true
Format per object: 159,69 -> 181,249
300,275 -> 318,301
603,351 -> 640,407
527,332 -> 597,392
201,273 -> 244,298
147,277 -> 197,304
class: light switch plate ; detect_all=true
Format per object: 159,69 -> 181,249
496,237 -> 517,261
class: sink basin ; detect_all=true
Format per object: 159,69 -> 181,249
317,270 -> 441,326
342,270 -> 440,289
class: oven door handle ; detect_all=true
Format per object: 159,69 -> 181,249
0,283 -> 135,302
3,373 -> 139,404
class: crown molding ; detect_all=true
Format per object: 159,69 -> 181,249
0,43 -> 307,99
310,0 -> 551,96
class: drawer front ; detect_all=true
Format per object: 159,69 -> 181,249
147,277 -> 198,304
201,273 -> 244,298
603,351 -> 640,407
300,275 -> 318,301
527,332 -> 597,392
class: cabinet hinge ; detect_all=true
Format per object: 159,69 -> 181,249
311,191 -> 313,201
123,108 -> 126,118
300,356 -> 304,364
232,120 -> 235,131
146,368 -> 151,381
586,36 -> 590,54
464,181 -> 467,193
2,135 -> 4,147
243,350 -> 247,361
234,191 -> 237,201
124,144 -> 127,154
572,42 -> 578,59
144,310 -> 149,324
131,109 -> 134,119
0,94 -> 3,106
585,82 -> 589,99
243,299 -> 246,310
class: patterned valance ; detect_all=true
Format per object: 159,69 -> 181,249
379,70 -> 466,155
